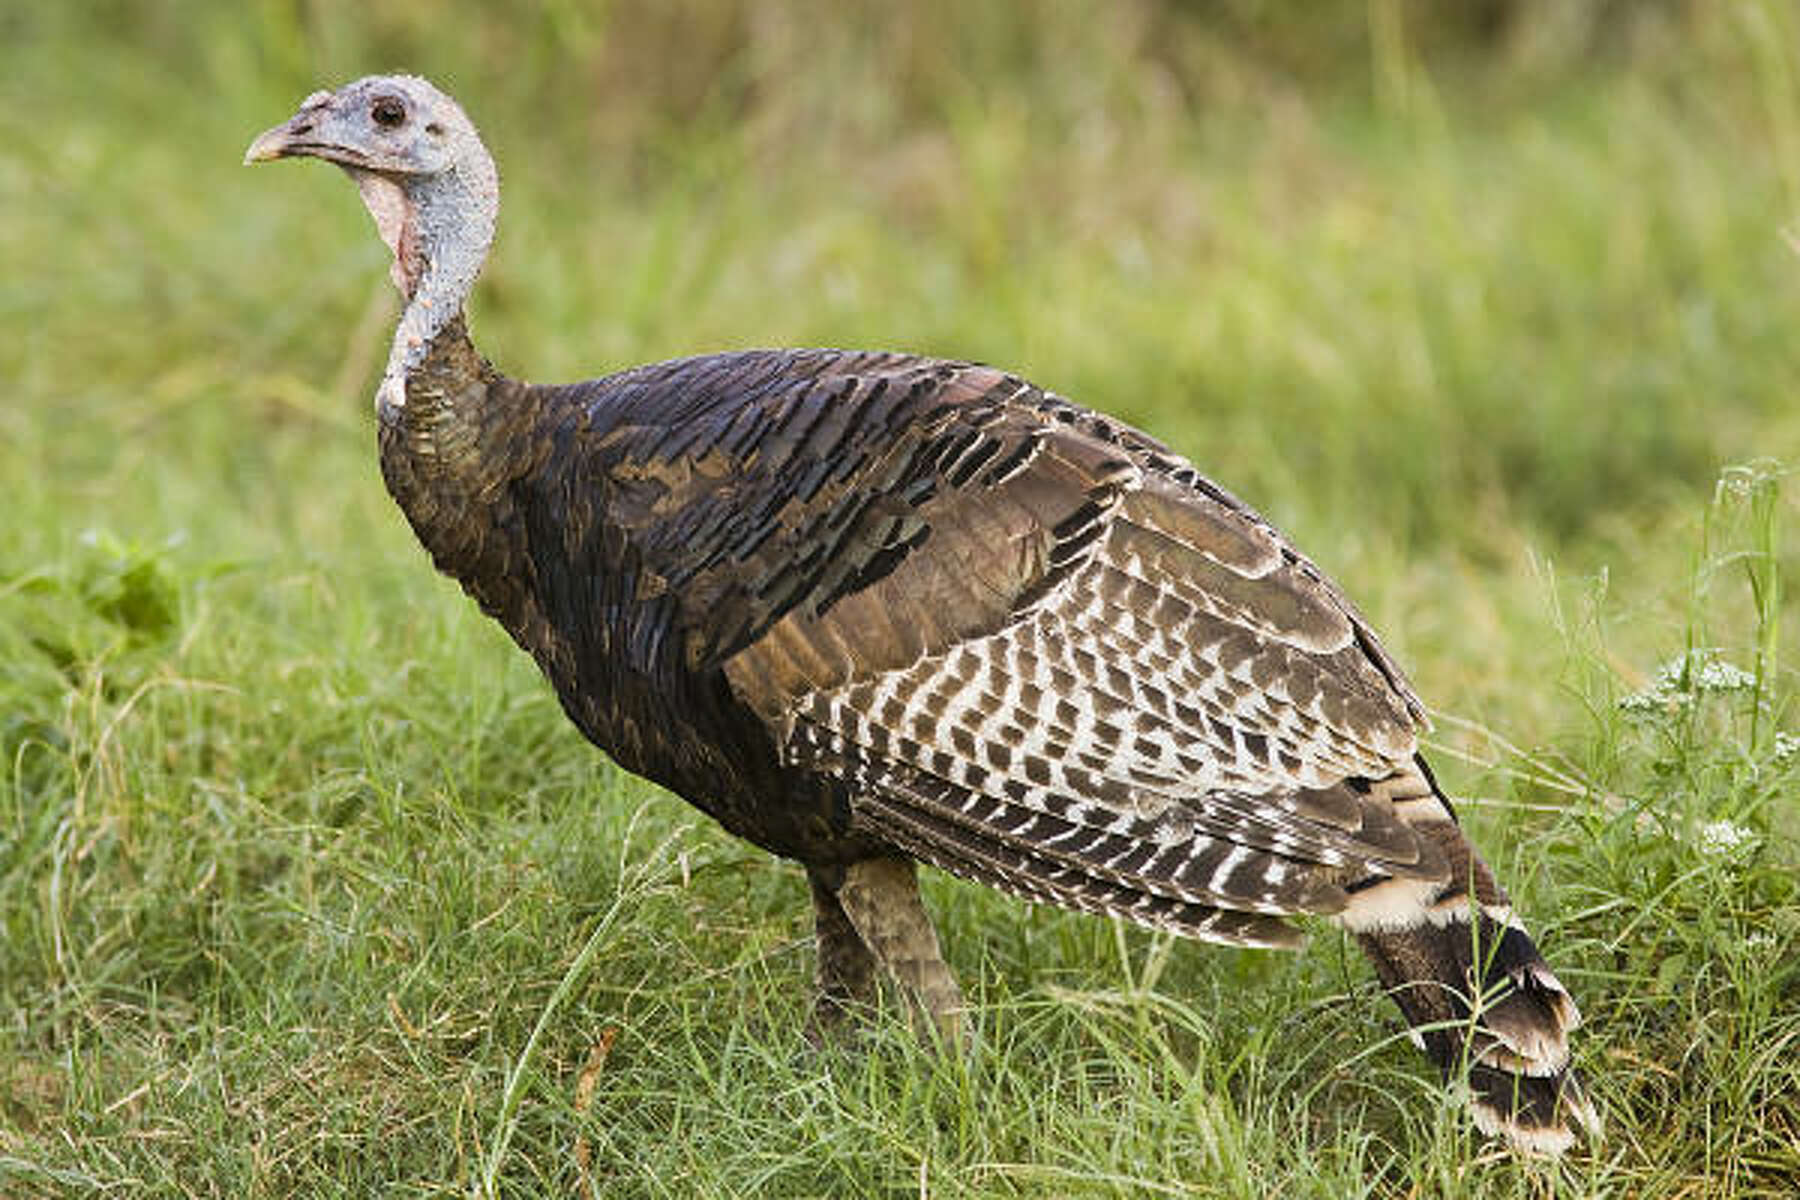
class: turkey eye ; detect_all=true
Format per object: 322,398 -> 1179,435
371,97 -> 406,128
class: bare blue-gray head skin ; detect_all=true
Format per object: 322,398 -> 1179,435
246,75 -> 499,412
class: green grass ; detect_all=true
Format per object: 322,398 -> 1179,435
3,1 -> 1799,1195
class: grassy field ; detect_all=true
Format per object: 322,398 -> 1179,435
3,1 -> 1799,1195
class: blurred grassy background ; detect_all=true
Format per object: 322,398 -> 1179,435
3,1 -> 1799,1195
5,1 -> 1799,669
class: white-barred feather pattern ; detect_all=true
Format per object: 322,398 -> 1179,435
783,511 -> 1449,929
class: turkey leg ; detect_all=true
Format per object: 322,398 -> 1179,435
827,857 -> 965,1045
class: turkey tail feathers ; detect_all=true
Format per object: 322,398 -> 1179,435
1343,817 -> 1598,1154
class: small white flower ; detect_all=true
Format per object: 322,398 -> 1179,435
1692,658 -> 1757,693
1619,649 -> 1759,713
1696,819 -> 1755,856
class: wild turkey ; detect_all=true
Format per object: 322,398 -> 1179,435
247,75 -> 1596,1154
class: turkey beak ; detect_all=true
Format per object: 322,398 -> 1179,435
244,105 -> 331,165
244,119 -> 301,164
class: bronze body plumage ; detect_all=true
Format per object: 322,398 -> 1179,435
249,76 -> 1595,1153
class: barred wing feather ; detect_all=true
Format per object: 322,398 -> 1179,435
711,360 -> 1449,940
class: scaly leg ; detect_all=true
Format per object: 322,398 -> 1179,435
808,867 -> 880,1038
831,856 -> 965,1045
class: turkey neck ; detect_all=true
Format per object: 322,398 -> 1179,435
363,146 -> 499,418
366,150 -> 542,623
